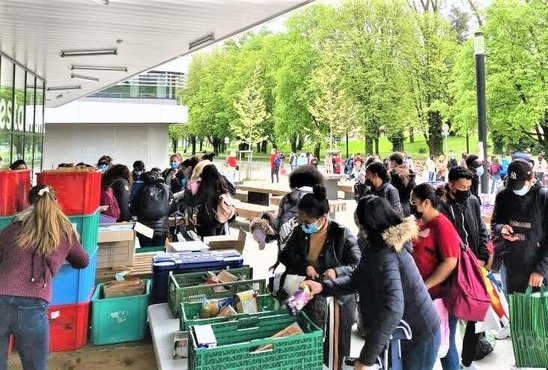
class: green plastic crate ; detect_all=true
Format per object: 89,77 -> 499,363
0,215 -> 16,231
167,266 -> 254,316
135,246 -> 165,253
188,312 -> 323,370
68,209 -> 100,254
180,294 -> 281,330
90,279 -> 151,345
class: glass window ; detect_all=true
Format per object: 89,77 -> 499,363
35,79 -> 44,134
26,75 -> 35,133
13,65 -> 25,133
0,131 -> 10,169
24,135 -> 34,169
0,57 -> 14,132
33,135 -> 42,171
11,134 -> 24,161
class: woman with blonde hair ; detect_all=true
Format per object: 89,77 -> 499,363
0,185 -> 89,370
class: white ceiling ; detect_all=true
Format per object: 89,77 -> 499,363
0,0 -> 314,107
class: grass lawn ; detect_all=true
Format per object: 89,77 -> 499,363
208,134 -> 487,162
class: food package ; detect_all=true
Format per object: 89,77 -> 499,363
254,322 -> 304,352
235,290 -> 258,314
216,270 -> 238,283
201,297 -> 234,318
217,305 -> 237,318
193,325 -> 217,349
173,331 -> 189,359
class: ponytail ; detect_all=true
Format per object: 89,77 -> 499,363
15,185 -> 78,256
298,184 -> 329,218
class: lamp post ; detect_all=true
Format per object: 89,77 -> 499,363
474,32 -> 488,194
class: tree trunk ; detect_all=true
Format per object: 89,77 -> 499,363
172,139 -> 178,154
374,138 -> 379,155
199,140 -> 203,152
290,136 -> 298,153
261,140 -> 268,153
297,135 -> 304,151
428,111 -> 444,156
409,127 -> 415,143
365,136 -> 374,156
314,142 -> 321,160
389,132 -> 405,152
492,132 -> 504,155
190,137 -> 197,155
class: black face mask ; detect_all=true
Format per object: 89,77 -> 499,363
454,189 -> 470,203
365,179 -> 374,187
410,204 -> 423,219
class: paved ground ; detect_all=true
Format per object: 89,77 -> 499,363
236,175 -> 518,370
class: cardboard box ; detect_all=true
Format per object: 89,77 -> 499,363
97,224 -> 136,269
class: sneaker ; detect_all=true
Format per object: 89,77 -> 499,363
492,324 -> 511,340
463,363 -> 482,370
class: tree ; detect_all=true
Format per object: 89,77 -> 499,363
231,68 -> 271,149
168,124 -> 187,153
451,0 -> 547,154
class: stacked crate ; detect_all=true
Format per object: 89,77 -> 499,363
37,170 -> 101,352
0,169 -> 31,231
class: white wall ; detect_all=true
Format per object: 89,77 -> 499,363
43,123 -> 170,171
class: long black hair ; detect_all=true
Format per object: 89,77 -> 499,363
366,162 -> 390,182
411,183 -> 440,208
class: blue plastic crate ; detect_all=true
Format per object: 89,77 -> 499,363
67,209 -> 100,255
52,246 -> 98,305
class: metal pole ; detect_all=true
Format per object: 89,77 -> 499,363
474,32 -> 489,194
346,133 -> 349,159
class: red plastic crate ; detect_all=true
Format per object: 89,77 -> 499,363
48,300 -> 90,352
37,170 -> 101,215
0,169 -> 31,216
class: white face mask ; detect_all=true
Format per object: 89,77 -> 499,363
513,184 -> 531,196
476,166 -> 485,177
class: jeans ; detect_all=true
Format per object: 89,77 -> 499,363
271,167 -> 279,183
0,295 -> 49,370
428,172 -> 435,182
440,314 -> 460,370
403,328 -> 441,370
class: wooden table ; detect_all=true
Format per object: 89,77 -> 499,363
95,253 -> 154,283
235,183 -> 290,206
323,174 -> 347,200
338,181 -> 355,200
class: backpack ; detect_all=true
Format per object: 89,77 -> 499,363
500,158 -> 509,176
215,193 -> 236,223
101,187 -> 121,220
274,155 -> 282,169
136,183 -> 171,220
443,244 -> 491,321
489,163 -> 500,176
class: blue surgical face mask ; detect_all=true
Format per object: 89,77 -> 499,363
98,164 -> 108,172
170,161 -> 179,170
301,220 -> 320,234
476,166 -> 484,177
513,185 -> 531,196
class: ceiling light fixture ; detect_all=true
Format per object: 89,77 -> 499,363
93,0 -> 110,4
47,85 -> 82,91
70,73 -> 100,82
70,64 -> 127,72
189,34 -> 215,50
59,48 -> 117,57
56,94 -> 63,99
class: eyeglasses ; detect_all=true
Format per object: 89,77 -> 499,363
298,217 -> 319,226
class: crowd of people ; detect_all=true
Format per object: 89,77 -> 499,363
252,150 -> 547,370
1,147 -> 547,370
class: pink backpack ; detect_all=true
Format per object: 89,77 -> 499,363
101,187 -> 121,221
443,245 -> 491,321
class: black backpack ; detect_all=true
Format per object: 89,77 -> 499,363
135,183 -> 171,220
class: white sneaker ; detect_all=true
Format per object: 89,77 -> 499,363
492,324 -> 511,340
463,363 -> 482,370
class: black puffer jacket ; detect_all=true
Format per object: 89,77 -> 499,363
279,220 -> 361,304
390,165 -> 416,216
110,178 -> 131,222
491,181 -> 548,293
440,187 -> 490,264
130,182 -> 173,239
367,182 -> 403,215
322,218 -> 440,366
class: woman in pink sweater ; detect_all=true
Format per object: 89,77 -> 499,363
0,185 -> 89,370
